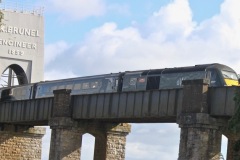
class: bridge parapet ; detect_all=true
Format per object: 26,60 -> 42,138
0,86 -> 238,124
72,89 -> 183,122
209,86 -> 237,116
0,98 -> 53,125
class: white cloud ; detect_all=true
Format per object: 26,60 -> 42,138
146,0 -> 196,41
41,127 -> 51,160
44,69 -> 77,80
191,0 -> 240,49
126,124 -> 180,160
45,0 -> 106,20
44,41 -> 70,66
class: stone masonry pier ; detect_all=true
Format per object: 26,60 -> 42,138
0,125 -> 46,159
49,89 -> 131,160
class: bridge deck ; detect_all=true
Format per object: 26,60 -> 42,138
0,98 -> 53,125
208,87 -> 236,116
0,86 -> 237,125
72,89 -> 183,122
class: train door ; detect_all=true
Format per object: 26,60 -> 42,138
146,76 -> 160,90
100,77 -> 115,93
111,78 -> 119,92
207,69 -> 221,86
0,88 -> 12,101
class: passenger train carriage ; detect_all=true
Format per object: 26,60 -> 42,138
0,63 -> 239,101
35,73 -> 123,98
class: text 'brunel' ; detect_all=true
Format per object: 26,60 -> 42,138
0,25 -> 40,56
0,25 -> 39,37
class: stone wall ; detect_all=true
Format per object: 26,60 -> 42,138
91,123 -> 131,160
0,126 -> 46,160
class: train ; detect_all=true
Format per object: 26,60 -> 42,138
0,63 -> 239,101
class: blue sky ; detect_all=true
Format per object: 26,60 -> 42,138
42,0 -> 224,43
2,0 -> 240,159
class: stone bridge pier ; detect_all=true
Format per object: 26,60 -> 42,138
177,79 -> 240,160
49,89 -> 131,160
177,79 -> 223,160
0,124 -> 46,159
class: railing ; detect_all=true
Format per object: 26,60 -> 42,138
0,1 -> 44,15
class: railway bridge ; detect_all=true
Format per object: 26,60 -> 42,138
1,4 -> 239,160
0,79 -> 239,160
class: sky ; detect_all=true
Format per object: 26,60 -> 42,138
2,0 -> 240,159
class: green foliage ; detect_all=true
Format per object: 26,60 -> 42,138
234,140 -> 240,152
228,88 -> 240,133
228,87 -> 240,152
0,10 -> 3,25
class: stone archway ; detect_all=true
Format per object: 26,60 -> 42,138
1,64 -> 28,87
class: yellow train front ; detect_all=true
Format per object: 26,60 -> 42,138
215,65 -> 240,87
221,71 -> 240,86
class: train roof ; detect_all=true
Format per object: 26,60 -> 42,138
38,72 -> 122,84
141,63 -> 235,75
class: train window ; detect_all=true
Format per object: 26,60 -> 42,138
160,71 -> 206,89
74,83 -> 81,90
82,83 -> 90,89
90,81 -> 99,88
22,89 -> 26,95
50,86 -> 57,92
209,71 -> 220,86
66,84 -> 73,89
13,89 -> 18,96
10,89 -> 16,98
206,71 -> 211,79
58,85 -> 65,89
176,77 -> 187,86
43,86 -> 51,93
221,70 -> 238,80
129,78 -> 137,85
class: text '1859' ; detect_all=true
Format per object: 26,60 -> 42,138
8,49 -> 24,56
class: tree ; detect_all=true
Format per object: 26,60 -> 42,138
0,10 -> 3,26
228,88 -> 240,159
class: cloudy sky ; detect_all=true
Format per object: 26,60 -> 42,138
2,0 -> 240,159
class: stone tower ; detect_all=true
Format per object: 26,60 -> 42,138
0,5 -> 44,86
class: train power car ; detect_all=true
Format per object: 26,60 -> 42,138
0,63 -> 239,101
121,63 -> 239,91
